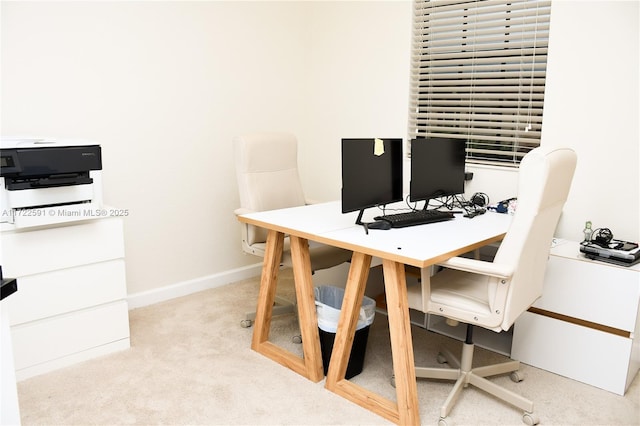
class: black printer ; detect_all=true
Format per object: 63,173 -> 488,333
1,138 -> 103,228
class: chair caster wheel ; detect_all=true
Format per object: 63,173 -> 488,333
510,371 -> 525,382
436,353 -> 448,364
291,335 -> 302,344
522,412 -> 539,425
437,417 -> 449,426
240,319 -> 252,328
390,374 -> 396,388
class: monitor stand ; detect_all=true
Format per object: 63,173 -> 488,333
354,208 -> 391,232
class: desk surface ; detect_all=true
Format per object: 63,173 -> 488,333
239,201 -> 512,268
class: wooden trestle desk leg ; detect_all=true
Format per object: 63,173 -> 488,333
382,259 -> 420,425
325,253 -> 420,425
251,230 -> 324,382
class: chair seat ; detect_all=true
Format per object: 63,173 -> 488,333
430,269 -> 493,316
249,239 -> 351,270
306,243 -> 352,271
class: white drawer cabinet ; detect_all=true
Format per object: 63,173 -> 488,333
512,241 -> 640,395
1,216 -> 130,380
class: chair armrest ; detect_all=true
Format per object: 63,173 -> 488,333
234,207 -> 255,216
437,256 -> 513,279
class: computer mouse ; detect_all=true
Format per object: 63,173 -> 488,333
366,220 -> 392,230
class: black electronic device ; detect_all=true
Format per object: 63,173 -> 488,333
619,242 -> 640,251
580,246 -> 640,267
341,138 -> 403,225
470,192 -> 489,208
464,209 -> 486,219
0,145 -> 102,189
591,228 -> 614,248
409,138 -> 466,206
365,220 -> 392,231
580,235 -> 640,266
374,209 -> 454,228
1,266 -> 18,301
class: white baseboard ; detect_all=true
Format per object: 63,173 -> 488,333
127,263 -> 263,309
15,338 -> 131,381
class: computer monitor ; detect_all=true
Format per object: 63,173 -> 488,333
341,138 -> 403,224
410,137 -> 466,207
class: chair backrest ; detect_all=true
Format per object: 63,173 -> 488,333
495,146 -> 577,329
234,132 -> 307,246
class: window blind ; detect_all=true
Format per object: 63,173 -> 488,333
408,0 -> 552,166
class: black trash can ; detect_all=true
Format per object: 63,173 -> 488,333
314,286 -> 376,379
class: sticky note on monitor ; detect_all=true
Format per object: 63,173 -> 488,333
374,138 -> 385,156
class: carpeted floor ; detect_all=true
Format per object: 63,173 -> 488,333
16,269 -> 640,425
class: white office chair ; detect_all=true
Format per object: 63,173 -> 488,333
234,132 -> 352,329
405,147 -> 577,426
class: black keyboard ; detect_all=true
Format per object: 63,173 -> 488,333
374,209 -> 454,228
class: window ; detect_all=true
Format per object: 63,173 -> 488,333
408,0 -> 552,166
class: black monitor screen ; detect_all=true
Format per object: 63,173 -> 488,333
341,138 -> 403,214
410,137 -> 466,203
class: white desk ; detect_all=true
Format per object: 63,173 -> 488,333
238,201 -> 511,425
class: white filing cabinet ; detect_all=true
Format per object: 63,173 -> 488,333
1,216 -> 130,380
512,240 -> 640,395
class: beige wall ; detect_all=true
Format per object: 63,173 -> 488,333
541,0 -> 639,241
2,1 -> 638,300
299,1 -> 413,202
2,1 -> 312,295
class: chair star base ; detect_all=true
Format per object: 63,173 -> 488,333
415,338 -> 539,426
